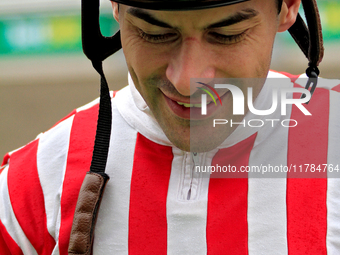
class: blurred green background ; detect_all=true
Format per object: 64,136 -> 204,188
1,0 -> 340,157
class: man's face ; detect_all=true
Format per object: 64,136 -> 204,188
114,0 -> 291,152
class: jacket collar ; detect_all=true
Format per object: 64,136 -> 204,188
116,71 -> 294,150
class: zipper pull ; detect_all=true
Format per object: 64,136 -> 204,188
192,152 -> 199,167
187,152 -> 199,200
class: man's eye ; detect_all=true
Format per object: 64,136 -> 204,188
138,29 -> 178,43
208,31 -> 247,45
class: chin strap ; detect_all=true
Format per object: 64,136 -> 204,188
288,0 -> 324,103
68,60 -> 112,255
68,0 -> 122,252
89,61 -> 112,176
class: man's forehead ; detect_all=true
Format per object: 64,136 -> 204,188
116,0 -> 250,12
125,4 -> 260,29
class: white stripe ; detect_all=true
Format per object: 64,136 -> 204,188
247,77 -> 293,255
51,245 -> 61,255
51,201 -> 62,255
326,90 -> 340,254
166,148 -> 211,255
0,166 -> 38,254
93,101 -> 137,255
36,115 -> 74,241
247,179 -> 287,255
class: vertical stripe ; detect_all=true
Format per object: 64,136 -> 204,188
0,166 -> 37,254
128,133 -> 172,255
37,116 -> 74,241
247,77 -> 293,255
207,133 -> 256,254
0,219 -> 23,255
58,105 -> 99,255
166,149 -> 212,254
326,91 -> 340,253
93,107 -> 138,254
51,246 -> 60,255
287,86 -> 329,254
7,140 -> 56,254
248,178 -> 288,254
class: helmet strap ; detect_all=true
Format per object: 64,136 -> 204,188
68,60 -> 111,254
89,60 -> 112,175
288,0 -> 324,103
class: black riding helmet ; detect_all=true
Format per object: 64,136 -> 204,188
68,1 -> 324,253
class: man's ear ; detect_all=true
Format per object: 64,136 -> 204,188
112,2 -> 119,22
278,0 -> 301,32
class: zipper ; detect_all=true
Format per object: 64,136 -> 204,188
187,152 -> 199,200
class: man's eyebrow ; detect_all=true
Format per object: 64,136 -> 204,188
207,9 -> 259,29
127,8 -> 172,28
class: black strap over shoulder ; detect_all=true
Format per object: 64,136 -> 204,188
89,61 -> 112,174
69,0 -> 119,252
68,60 -> 112,254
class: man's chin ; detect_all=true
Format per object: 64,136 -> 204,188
157,111 -> 240,152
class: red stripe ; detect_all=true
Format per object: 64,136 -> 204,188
287,85 -> 329,254
0,220 -> 23,255
207,133 -> 257,255
7,140 -> 56,254
1,153 -> 10,168
332,84 -> 340,92
58,104 -> 99,255
128,133 -> 172,255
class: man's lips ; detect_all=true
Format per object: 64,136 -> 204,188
162,91 -> 229,120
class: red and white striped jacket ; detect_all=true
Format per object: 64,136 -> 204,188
1,71 -> 340,254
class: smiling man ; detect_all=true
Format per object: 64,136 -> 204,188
1,0 -> 340,254
118,1 -> 292,151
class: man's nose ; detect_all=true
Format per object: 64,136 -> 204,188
165,39 -> 215,96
